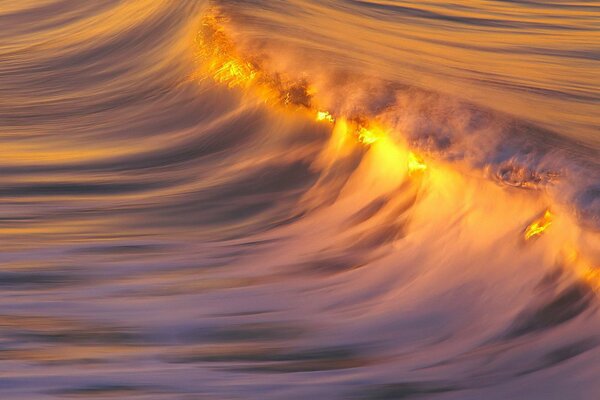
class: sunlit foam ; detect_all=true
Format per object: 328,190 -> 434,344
356,127 -> 381,145
213,60 -> 257,87
316,111 -> 335,123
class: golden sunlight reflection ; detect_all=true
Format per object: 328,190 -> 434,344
316,111 -> 335,123
579,267 -> 600,292
562,247 -> 600,292
407,152 -> 427,176
524,210 -> 554,240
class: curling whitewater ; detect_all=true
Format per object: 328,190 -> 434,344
0,1 -> 599,399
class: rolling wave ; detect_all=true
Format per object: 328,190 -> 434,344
0,1 -> 598,399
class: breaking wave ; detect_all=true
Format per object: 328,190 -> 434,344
0,1 -> 598,399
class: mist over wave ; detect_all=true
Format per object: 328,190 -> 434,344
0,1 -> 598,399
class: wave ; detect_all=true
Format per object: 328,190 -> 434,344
0,1 -> 598,399
195,7 -> 600,231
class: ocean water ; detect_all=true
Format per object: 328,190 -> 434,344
0,1 -> 599,399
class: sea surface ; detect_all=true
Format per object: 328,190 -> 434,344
0,1 -> 599,399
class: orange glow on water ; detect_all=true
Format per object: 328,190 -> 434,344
524,210 -> 553,240
580,267 -> 600,291
563,247 -> 600,292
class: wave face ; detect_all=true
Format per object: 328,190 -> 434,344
0,1 -> 599,399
